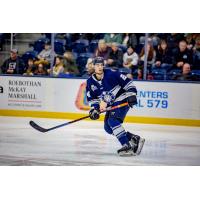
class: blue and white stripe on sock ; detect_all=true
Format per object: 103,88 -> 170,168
112,125 -> 129,146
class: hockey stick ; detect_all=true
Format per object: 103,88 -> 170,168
29,102 -> 128,133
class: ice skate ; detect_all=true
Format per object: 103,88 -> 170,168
127,132 -> 145,155
132,136 -> 145,155
117,143 -> 135,156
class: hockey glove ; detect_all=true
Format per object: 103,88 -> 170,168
127,95 -> 137,108
89,108 -> 100,120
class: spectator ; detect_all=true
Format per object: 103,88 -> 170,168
139,42 -> 156,67
63,51 -> 79,75
81,58 -> 94,78
123,46 -> 139,69
23,58 -> 36,76
95,39 -> 111,60
104,33 -> 123,46
1,49 -> 25,74
154,40 -> 173,69
193,36 -> 200,69
173,40 -> 193,68
86,58 -> 94,75
122,33 -> 138,48
185,34 -> 196,50
34,63 -> 48,76
34,41 -> 55,67
107,42 -> 123,68
172,63 -> 197,81
155,34 -> 185,51
48,56 -> 64,77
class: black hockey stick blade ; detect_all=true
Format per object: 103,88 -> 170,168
29,120 -> 49,133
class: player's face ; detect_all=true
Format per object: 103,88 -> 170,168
94,63 -> 104,75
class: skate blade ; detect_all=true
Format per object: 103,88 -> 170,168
118,150 -> 136,157
136,138 -> 145,155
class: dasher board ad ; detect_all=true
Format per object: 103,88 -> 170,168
0,76 -> 200,120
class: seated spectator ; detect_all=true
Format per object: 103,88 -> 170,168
81,58 -> 94,78
122,33 -> 138,48
173,40 -> 193,68
34,63 -> 48,76
154,40 -> 173,69
1,49 -> 25,74
34,41 -> 55,67
193,36 -> 200,69
107,42 -> 123,68
137,66 -> 154,80
86,58 -> 94,75
23,58 -> 36,76
63,51 -> 79,75
139,42 -> 156,67
104,33 -> 123,46
123,46 -> 139,69
172,63 -> 197,81
48,56 -> 64,77
185,33 -> 196,50
95,39 -> 111,60
167,33 -> 186,50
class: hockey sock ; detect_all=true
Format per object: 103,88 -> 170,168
112,125 -> 129,146
126,131 -> 133,141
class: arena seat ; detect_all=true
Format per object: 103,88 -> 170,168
191,70 -> 200,81
21,50 -> 38,64
88,40 -> 98,53
151,68 -> 167,80
118,45 -> 127,53
72,40 -> 88,54
167,69 -> 182,80
33,38 -> 50,53
135,44 -> 143,54
54,39 -> 65,55
93,33 -> 105,40
118,67 -> 132,75
76,53 -> 93,75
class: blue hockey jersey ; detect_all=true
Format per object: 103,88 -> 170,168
86,69 -> 137,109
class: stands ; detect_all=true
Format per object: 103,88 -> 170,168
0,33 -> 200,81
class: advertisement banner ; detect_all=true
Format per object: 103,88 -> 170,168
0,76 -> 200,121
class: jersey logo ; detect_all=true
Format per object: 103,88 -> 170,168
91,85 -> 98,92
101,91 -> 115,104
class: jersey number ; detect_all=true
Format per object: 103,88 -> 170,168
120,74 -> 127,81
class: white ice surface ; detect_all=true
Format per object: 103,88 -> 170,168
0,116 -> 200,165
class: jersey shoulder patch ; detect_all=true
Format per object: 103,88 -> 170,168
120,74 -> 127,81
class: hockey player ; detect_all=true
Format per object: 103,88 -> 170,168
86,57 -> 145,156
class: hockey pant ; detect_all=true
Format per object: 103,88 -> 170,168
104,105 -> 133,146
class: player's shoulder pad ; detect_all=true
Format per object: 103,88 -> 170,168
107,69 -> 127,79
86,76 -> 93,84
104,68 -> 119,76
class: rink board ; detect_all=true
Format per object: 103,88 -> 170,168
0,75 -> 200,126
